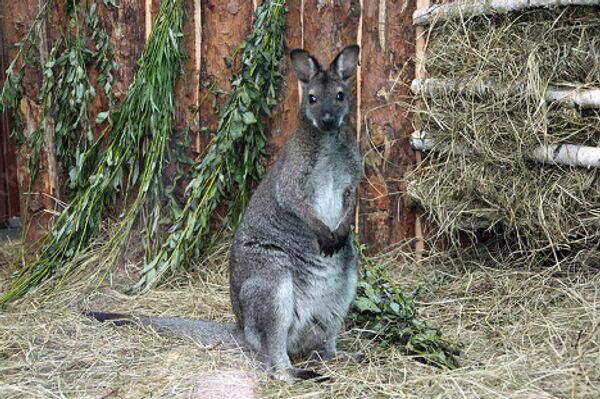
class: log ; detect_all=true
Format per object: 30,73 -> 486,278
267,0 -> 302,166
532,144 -> 600,168
197,0 -> 254,154
411,130 -> 600,169
36,0 -> 58,200
413,0 -> 430,258
358,0 -> 417,253
413,0 -> 600,26
412,78 -> 600,109
545,87 -> 600,109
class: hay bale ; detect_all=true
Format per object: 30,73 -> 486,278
409,7 -> 600,263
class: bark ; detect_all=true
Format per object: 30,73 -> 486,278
413,78 -> 600,109
358,0 -> 417,253
197,0 -> 254,154
266,0 -> 303,168
1,1 -> 53,241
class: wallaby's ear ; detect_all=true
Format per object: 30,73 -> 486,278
290,49 -> 321,83
330,44 -> 360,81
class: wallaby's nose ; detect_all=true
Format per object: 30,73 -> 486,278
321,113 -> 335,129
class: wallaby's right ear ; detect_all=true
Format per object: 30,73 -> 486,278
330,44 -> 360,81
290,49 -> 321,83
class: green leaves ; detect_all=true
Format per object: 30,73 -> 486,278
348,242 -> 462,370
136,0 -> 288,290
0,0 -> 186,304
0,0 -> 118,196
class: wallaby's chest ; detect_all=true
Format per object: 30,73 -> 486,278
307,141 -> 357,230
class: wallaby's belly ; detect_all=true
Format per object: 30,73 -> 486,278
287,244 -> 358,356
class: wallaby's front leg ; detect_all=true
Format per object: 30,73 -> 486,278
323,189 -> 356,255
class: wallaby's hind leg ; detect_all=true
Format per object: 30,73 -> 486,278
237,274 -> 324,383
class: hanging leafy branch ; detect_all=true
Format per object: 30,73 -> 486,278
348,241 -> 463,369
136,0 -> 288,290
1,0 -> 117,192
0,0 -> 53,146
0,0 -> 185,304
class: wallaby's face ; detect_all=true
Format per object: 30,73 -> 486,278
291,45 -> 360,132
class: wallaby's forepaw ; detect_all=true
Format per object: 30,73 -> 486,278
270,367 -> 329,384
317,230 -> 348,256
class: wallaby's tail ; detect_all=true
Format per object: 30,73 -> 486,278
84,311 -> 246,349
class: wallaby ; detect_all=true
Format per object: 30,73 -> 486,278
87,44 -> 362,383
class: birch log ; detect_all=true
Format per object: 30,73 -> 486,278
412,78 -> 600,109
532,144 -> 600,168
413,0 -> 600,26
411,130 -> 600,169
413,0 -> 431,258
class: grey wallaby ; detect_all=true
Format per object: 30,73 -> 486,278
87,44 -> 362,383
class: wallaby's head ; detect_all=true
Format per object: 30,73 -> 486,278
290,44 -> 360,132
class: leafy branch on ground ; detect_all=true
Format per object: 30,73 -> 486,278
348,241 -> 463,369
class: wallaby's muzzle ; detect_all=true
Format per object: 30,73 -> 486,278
320,112 -> 336,130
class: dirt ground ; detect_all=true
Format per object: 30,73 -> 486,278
1,239 -> 599,398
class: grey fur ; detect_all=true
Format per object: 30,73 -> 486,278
87,45 -> 362,383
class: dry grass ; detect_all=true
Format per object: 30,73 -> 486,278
409,6 -> 600,260
2,238 -> 599,398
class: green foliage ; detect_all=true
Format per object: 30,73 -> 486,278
0,0 -> 185,304
44,0 -> 118,193
0,0 -> 53,146
136,0 -> 288,290
348,242 -> 463,369
0,0 -> 118,193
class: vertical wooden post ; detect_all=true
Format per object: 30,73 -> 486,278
194,0 -> 203,152
413,0 -> 430,259
268,0 -> 302,165
145,0 -> 152,40
357,0 -> 416,254
36,0 -> 58,201
197,0 -> 254,152
354,0 -> 363,232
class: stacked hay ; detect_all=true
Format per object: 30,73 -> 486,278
409,6 -> 600,266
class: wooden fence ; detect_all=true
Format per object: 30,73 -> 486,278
0,0 -> 419,252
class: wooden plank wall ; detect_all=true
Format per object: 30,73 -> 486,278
0,18 -> 21,222
0,0 -> 418,253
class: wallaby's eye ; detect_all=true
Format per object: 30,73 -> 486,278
308,94 -> 317,104
336,92 -> 344,101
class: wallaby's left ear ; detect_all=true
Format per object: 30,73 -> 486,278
330,44 -> 360,81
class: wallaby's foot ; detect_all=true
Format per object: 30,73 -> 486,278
270,367 -> 329,384
308,350 -> 361,363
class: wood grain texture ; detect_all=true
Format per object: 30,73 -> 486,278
0,0 -> 420,250
358,0 -> 417,253
1,1 -> 53,240
265,0 -> 302,167
197,0 -> 254,154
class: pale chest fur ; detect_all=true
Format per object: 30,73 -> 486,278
307,138 -> 356,230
